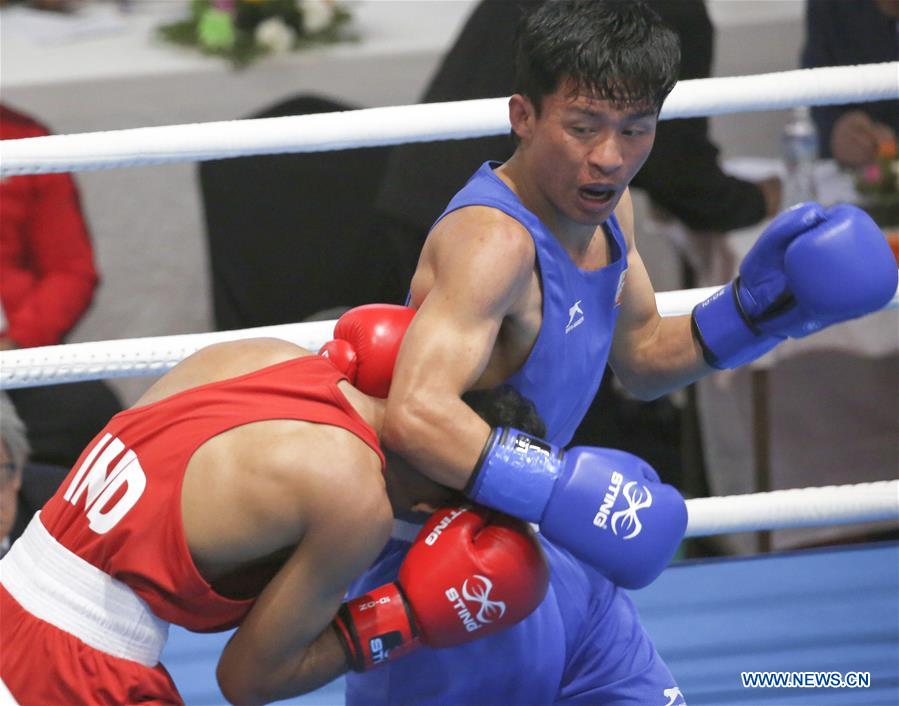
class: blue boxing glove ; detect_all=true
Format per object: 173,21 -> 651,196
466,429 -> 686,589
692,202 -> 898,369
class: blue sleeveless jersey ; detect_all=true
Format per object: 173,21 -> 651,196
345,535 -> 680,706
345,164 -> 680,706
435,161 -> 629,446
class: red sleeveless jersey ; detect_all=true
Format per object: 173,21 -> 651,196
39,355 -> 384,632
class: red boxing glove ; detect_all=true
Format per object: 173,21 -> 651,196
318,338 -> 358,381
319,304 -> 415,397
332,505 -> 549,671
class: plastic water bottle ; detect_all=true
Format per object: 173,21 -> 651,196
782,106 -> 819,206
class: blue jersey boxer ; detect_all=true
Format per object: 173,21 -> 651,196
438,161 -> 629,446
346,532 -> 682,706
349,163 -> 681,704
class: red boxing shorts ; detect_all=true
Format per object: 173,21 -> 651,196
0,514 -> 182,705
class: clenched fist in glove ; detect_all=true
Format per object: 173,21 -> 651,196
692,202 -> 898,369
319,304 -> 416,397
467,431 -> 687,590
332,505 -> 549,671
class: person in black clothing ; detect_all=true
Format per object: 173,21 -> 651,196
359,0 -> 532,307
629,0 -> 781,231
802,0 -> 898,168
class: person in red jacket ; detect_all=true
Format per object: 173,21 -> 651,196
0,104 -> 98,349
0,103 -> 123,468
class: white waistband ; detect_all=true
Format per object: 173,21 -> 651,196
0,513 -> 169,667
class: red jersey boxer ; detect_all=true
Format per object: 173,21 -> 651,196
0,305 -> 549,705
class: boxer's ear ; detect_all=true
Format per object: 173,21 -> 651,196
508,94 -> 536,141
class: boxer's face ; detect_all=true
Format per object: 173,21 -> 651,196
512,77 -> 657,226
0,442 -> 21,541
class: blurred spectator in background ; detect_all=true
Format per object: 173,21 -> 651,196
802,0 -> 899,168
0,104 -> 123,468
632,0 -> 782,230
358,0 -> 532,307
199,95 -> 391,330
0,392 -> 66,558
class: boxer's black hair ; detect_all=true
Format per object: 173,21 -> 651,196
515,0 -> 680,114
462,385 -> 546,438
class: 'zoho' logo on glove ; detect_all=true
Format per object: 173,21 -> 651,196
445,575 -> 507,632
592,472 -> 653,540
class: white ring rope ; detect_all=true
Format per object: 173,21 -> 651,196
684,481 -> 899,537
1,346 -> 895,539
2,281 -> 897,390
0,64 -> 895,542
1,63 -> 896,176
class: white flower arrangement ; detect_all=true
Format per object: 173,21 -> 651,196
159,0 -> 353,67
254,15 -> 295,54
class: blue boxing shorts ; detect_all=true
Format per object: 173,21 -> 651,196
345,527 -> 683,706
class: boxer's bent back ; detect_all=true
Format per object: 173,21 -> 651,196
0,340 -> 388,705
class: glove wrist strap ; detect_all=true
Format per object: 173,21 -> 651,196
692,282 -> 780,369
466,427 -> 562,523
319,340 -> 358,382
332,583 -> 419,672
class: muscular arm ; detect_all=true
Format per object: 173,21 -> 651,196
216,443 -> 392,705
382,208 -> 535,489
608,190 -> 711,400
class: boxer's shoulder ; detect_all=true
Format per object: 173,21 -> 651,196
133,338 -> 312,408
186,338 -> 311,373
421,207 -> 536,299
431,204 -> 533,249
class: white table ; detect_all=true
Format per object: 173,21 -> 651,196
646,158 -> 899,553
1,0 -> 476,402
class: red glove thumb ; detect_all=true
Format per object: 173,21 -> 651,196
319,339 -> 358,382
322,304 -> 415,397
